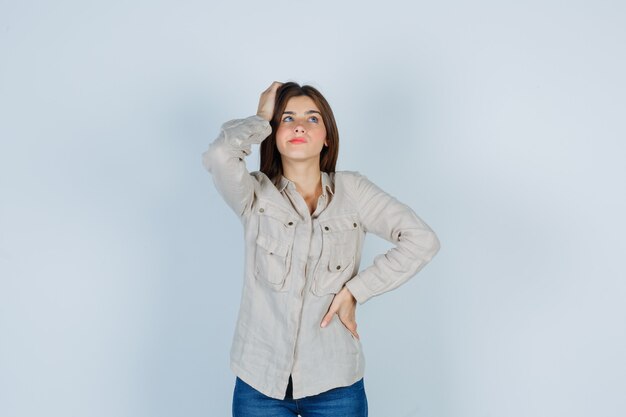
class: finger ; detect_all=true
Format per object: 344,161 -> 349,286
352,323 -> 360,340
320,305 -> 337,328
342,320 -> 360,340
263,81 -> 282,94
348,327 -> 360,340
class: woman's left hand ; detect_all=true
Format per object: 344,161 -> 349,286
320,286 -> 360,340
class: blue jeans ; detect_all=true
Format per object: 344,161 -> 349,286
232,375 -> 368,416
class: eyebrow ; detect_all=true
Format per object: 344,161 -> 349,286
282,110 -> 322,115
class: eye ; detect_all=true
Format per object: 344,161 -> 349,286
282,115 -> 293,122
308,116 -> 319,123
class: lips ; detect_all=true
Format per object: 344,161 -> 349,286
288,137 -> 307,144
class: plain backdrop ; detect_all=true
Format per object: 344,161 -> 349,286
1,1 -> 625,416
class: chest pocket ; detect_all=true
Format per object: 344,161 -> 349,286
311,214 -> 360,296
254,200 -> 298,291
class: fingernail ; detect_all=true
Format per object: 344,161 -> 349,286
321,321 -> 327,328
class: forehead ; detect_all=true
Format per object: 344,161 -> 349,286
284,95 -> 320,112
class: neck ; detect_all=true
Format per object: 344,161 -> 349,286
281,159 -> 322,196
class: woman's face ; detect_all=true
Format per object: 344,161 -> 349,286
275,95 -> 327,165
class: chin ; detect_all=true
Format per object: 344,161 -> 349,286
280,153 -> 322,163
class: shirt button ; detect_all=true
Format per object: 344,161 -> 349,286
336,265 -> 341,270
259,208 -> 265,213
288,221 -> 293,226
353,223 -> 357,228
324,226 -> 330,231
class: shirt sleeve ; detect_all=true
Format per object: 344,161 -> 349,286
201,115 -> 271,217
344,172 -> 441,304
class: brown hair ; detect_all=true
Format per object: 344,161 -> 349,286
260,82 -> 339,180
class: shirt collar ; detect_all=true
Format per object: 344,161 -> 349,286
277,172 -> 334,196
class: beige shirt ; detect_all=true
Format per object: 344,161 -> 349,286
202,115 -> 440,400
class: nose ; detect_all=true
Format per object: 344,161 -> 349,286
294,124 -> 306,134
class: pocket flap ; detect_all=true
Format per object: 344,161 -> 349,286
327,250 -> 354,272
320,214 -> 359,233
256,235 -> 289,257
257,200 -> 298,227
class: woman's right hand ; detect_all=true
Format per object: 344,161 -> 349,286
256,81 -> 283,121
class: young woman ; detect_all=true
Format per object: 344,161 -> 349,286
203,81 -> 440,416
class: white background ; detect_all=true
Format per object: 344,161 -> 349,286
1,1 -> 625,416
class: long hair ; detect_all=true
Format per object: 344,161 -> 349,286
260,82 -> 339,181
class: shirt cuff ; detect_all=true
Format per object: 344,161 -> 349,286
221,115 -> 272,149
344,276 -> 372,305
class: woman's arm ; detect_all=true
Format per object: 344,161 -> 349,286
202,116 -> 270,217
201,82 -> 282,217
344,172 -> 441,304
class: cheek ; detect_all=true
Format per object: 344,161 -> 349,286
276,126 -> 292,142
276,123 -> 288,135
274,126 -> 289,152
275,125 -> 286,140
312,127 -> 327,144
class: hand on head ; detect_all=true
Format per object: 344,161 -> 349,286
257,81 -> 283,121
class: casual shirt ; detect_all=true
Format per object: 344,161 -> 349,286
202,115 -> 440,400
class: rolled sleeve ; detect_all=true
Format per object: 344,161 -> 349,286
201,115 -> 271,217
